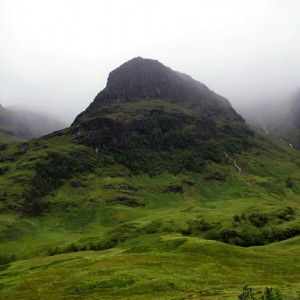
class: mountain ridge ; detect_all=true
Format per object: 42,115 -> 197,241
242,88 -> 300,148
74,57 -> 241,124
71,57 -> 251,157
0,104 -> 66,142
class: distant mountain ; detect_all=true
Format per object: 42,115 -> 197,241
0,104 -> 66,142
290,89 -> 300,128
279,89 -> 300,147
242,89 -> 300,148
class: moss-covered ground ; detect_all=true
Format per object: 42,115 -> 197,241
0,131 -> 300,299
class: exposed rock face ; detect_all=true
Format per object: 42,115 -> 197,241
73,113 -> 218,150
89,56 -> 212,105
72,57 -> 251,151
74,57 -> 240,123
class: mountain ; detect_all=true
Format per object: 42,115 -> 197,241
243,89 -> 300,148
0,58 -> 300,299
285,89 -> 300,146
290,89 -> 300,124
75,57 -> 238,122
71,57 -> 253,173
0,104 -> 66,142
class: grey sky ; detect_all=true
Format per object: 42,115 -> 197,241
1,0 -> 300,124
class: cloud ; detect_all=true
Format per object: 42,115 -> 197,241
0,0 -> 300,123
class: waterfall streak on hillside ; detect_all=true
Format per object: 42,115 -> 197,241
262,124 -> 269,134
224,152 -> 242,174
280,138 -> 293,148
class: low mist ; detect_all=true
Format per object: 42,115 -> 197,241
1,0 -> 300,124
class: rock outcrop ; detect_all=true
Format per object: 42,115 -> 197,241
71,57 -> 252,152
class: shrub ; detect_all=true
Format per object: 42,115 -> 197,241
204,225 -> 300,247
285,177 -> 293,188
49,224 -> 141,256
48,238 -> 119,256
237,285 -> 284,300
0,254 -> 16,271
185,219 -> 219,236
247,213 -> 268,228
238,284 -> 256,300
143,221 -> 162,234
233,214 -> 241,224
261,287 -> 283,300
277,207 -> 294,221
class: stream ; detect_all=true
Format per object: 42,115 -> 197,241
280,137 -> 293,148
224,152 -> 242,174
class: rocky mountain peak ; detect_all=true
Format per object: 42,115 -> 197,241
71,58 -> 250,152
74,57 -> 233,124
103,56 -> 207,101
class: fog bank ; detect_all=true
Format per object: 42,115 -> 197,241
1,0 -> 300,123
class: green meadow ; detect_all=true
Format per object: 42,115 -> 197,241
0,132 -> 300,299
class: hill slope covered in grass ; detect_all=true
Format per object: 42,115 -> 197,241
0,58 -> 300,299
0,133 -> 300,299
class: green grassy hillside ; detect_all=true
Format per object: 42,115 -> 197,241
1,58 -> 300,299
0,129 -> 300,299
0,132 -> 25,144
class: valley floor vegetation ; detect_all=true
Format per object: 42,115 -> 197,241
0,131 -> 300,299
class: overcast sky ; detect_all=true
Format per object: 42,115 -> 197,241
1,0 -> 300,124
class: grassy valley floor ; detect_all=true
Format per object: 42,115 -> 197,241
1,236 -> 300,299
0,133 -> 300,299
